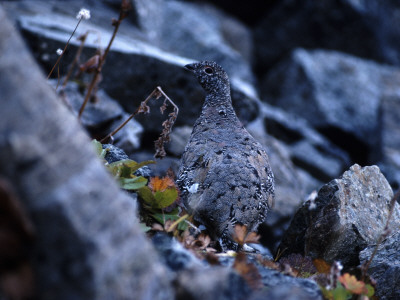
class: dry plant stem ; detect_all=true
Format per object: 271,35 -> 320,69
100,87 -> 179,143
166,214 -> 189,233
362,189 -> 400,280
62,32 -> 88,88
78,8 -> 126,119
47,18 -> 83,80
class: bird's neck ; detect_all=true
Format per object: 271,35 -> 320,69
203,89 -> 232,107
197,92 -> 241,127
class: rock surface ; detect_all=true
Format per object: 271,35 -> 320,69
254,0 -> 400,71
53,80 -> 143,149
261,49 -> 399,164
359,231 -> 400,300
279,164 -> 400,267
0,8 -> 172,300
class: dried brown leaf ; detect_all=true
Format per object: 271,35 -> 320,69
204,252 -> 220,265
192,233 -> 211,250
313,258 -> 331,274
79,54 -> 100,73
233,224 -> 248,245
244,232 -> 260,244
160,99 -> 168,114
138,101 -> 150,114
151,223 -> 164,231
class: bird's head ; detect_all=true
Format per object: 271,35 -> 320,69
184,61 -> 230,95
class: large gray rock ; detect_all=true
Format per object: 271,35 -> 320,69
279,164 -> 400,267
53,80 -> 143,151
378,76 -> 400,189
0,7 -> 172,300
250,285 -> 322,300
133,0 -> 254,84
175,267 -> 250,300
254,0 -> 400,71
261,49 -> 400,163
258,102 -> 350,183
256,268 -> 323,300
359,231 -> 400,300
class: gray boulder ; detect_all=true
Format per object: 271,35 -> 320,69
378,74 -> 400,189
256,268 -> 323,300
53,80 -> 143,150
359,231 -> 400,300
261,49 -> 400,163
133,0 -> 254,84
0,7 -> 172,300
254,0 -> 400,70
257,102 -> 350,183
279,164 -> 400,267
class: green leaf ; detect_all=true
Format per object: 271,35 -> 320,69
365,284 -> 374,297
92,139 -> 107,159
332,283 -> 352,300
140,223 -> 152,232
152,213 -> 178,224
137,186 -> 156,206
107,159 -> 155,177
153,187 -> 178,209
119,176 -> 148,190
130,160 -> 155,172
151,213 -> 188,231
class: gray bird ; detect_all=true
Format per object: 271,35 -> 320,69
177,61 -> 275,251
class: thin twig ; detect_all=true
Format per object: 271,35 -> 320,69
47,18 -> 83,80
62,32 -> 88,88
78,2 -> 130,119
100,87 -> 179,148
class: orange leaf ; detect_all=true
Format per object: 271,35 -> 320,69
233,224 -> 248,245
313,258 -> 331,274
339,273 -> 368,295
148,176 -> 176,192
244,231 -> 260,244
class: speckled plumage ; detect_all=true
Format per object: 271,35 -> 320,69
177,61 -> 275,250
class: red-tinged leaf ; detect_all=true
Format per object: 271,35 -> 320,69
244,232 -> 260,244
79,54 -> 100,73
233,224 -> 248,245
339,273 -> 368,295
148,176 -> 176,192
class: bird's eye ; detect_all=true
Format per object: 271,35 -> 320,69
204,67 -> 214,74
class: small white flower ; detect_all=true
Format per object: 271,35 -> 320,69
335,261 -> 343,271
56,48 -> 63,56
76,8 -> 91,20
187,183 -> 199,194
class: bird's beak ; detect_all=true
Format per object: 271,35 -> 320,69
184,63 -> 195,72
